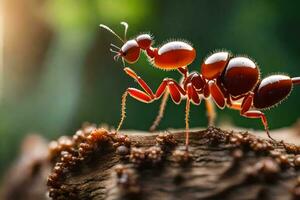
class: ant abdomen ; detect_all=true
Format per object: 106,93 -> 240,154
201,51 -> 230,80
201,53 -> 260,98
221,57 -> 260,97
253,75 -> 292,109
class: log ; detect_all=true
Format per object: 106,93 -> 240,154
3,122 -> 300,200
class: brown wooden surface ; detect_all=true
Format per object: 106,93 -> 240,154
2,121 -> 300,200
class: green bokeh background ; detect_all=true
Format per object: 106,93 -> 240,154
1,0 -> 300,177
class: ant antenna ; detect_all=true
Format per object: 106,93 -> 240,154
113,54 -> 120,61
120,22 -> 128,41
109,48 -> 120,61
109,48 -> 119,54
121,58 -> 126,67
99,24 -> 124,43
110,43 -> 122,62
110,43 -> 120,50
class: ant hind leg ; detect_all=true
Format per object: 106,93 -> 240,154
230,99 -> 275,141
242,110 -> 275,141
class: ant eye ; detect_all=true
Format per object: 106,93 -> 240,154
121,40 -> 141,64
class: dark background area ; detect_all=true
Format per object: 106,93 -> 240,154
1,0 -> 300,178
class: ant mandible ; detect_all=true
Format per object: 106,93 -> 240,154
100,22 -> 300,150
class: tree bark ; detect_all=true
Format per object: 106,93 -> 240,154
3,122 -> 300,200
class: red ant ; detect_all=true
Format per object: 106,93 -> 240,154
100,22 -> 300,150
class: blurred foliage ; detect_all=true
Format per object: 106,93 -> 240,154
1,0 -> 300,178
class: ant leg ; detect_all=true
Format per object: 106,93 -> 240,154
228,93 -> 252,112
116,88 -> 154,132
187,83 -> 201,105
228,102 -> 242,110
185,99 -> 191,151
116,91 -> 128,132
241,92 -> 253,114
127,88 -> 154,103
155,79 -> 168,98
164,82 -> 197,151
149,79 -> 186,131
124,67 -> 155,98
208,81 -> 225,108
155,78 -> 185,102
156,79 -> 190,147
156,78 -> 186,97
117,78 -> 185,133
148,80 -> 170,131
242,110 -> 275,141
185,83 -> 202,151
205,98 -> 216,126
149,90 -> 169,132
236,95 -> 275,141
168,82 -> 183,104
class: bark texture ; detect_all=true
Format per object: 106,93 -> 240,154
3,122 -> 300,200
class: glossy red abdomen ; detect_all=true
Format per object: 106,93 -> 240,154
253,75 -> 292,109
221,57 -> 259,97
201,52 -> 230,80
154,41 -> 196,70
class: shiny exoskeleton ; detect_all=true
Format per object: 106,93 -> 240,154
100,22 -> 300,150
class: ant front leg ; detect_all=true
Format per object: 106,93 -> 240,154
116,88 -> 154,132
116,67 -> 156,132
124,67 -> 155,98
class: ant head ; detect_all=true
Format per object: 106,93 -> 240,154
100,22 -> 142,65
119,40 -> 141,64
